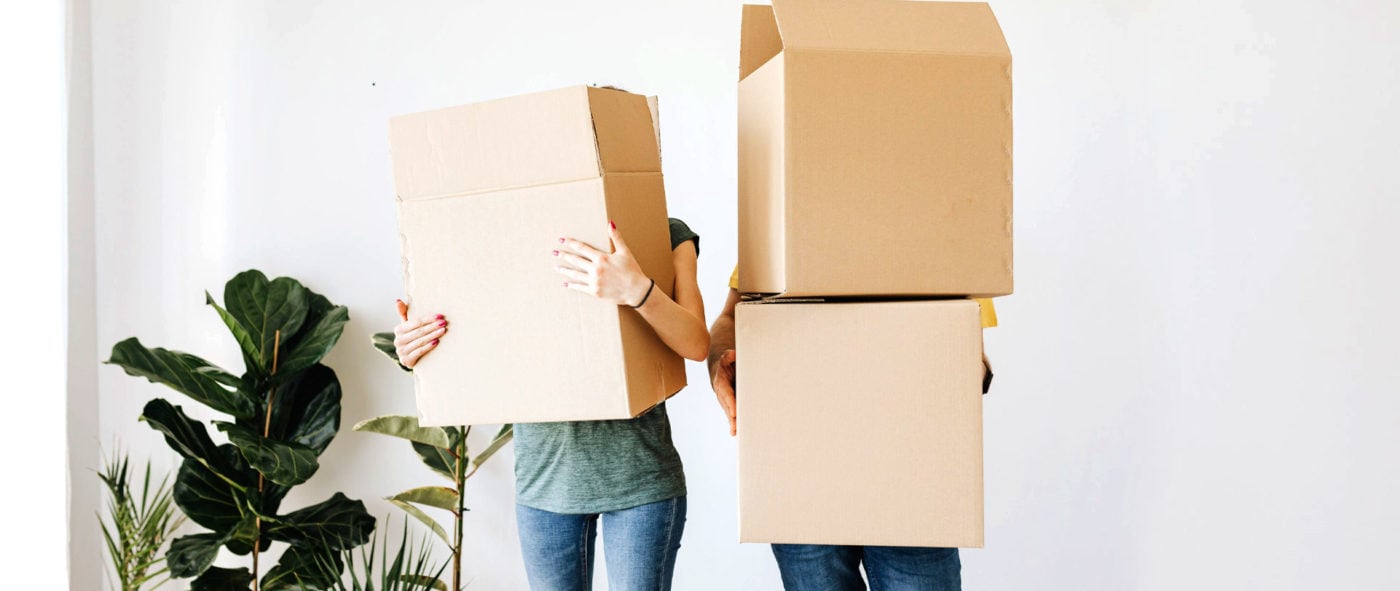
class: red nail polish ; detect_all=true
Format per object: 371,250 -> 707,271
435,314 -> 444,320
609,220 -> 616,229
558,237 -> 565,243
431,339 -> 439,345
438,320 -> 446,327
552,250 -> 559,256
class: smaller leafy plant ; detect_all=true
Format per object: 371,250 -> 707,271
99,446 -> 186,591
354,418 -> 511,591
364,332 -> 513,591
305,519 -> 449,591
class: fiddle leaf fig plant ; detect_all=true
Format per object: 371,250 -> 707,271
361,333 -> 514,591
107,270 -> 375,591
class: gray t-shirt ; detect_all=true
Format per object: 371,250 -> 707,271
513,218 -> 699,514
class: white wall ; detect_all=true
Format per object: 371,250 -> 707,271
81,0 -> 1400,589
0,0 -> 70,585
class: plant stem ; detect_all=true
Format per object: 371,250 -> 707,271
253,329 -> 282,591
453,428 -> 465,591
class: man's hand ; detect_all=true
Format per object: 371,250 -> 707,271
708,287 -> 742,437
710,349 -> 737,436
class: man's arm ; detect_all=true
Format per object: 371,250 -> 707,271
707,288 -> 741,436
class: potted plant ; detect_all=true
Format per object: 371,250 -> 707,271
360,333 -> 513,591
107,270 -> 375,590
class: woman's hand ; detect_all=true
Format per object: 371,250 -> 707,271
393,298 -> 447,369
554,221 -> 652,307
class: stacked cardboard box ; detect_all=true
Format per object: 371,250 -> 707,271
736,0 -> 1012,548
389,86 -> 686,426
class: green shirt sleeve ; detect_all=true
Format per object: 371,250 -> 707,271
668,218 -> 699,254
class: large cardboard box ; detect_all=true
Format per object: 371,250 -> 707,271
738,0 -> 1014,298
736,299 -> 984,547
389,86 -> 686,426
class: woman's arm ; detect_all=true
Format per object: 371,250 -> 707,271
556,222 -> 710,361
635,240 -> 708,361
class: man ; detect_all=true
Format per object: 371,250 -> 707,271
707,267 -> 995,591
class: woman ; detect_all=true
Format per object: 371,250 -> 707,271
392,218 -> 708,591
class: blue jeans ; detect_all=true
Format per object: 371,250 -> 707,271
771,544 -> 961,591
516,496 -> 686,591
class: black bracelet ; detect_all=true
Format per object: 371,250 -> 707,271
631,278 -> 656,309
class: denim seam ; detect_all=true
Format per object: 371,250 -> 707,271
580,515 -> 593,590
658,497 -> 679,590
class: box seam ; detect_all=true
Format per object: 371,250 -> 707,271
397,172 -> 659,203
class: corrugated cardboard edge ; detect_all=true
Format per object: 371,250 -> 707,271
770,0 -> 1010,57
593,88 -> 683,419
646,95 -> 661,166
739,4 -> 783,81
737,50 -> 788,295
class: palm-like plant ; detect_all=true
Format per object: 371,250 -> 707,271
99,447 -> 186,591
304,519 -> 449,591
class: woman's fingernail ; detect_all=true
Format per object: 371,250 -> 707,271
438,320 -> 446,327
609,220 -> 616,229
552,250 -> 559,256
563,282 -> 569,287
435,314 -> 444,320
558,237 -> 565,243
432,339 -> 439,345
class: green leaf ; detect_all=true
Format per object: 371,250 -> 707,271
265,364 -> 342,455
388,499 -> 450,546
444,425 -> 465,450
190,566 -> 254,591
99,449 -> 184,591
173,453 -> 245,533
207,290 -> 261,376
140,400 -> 245,491
140,399 -> 219,462
371,330 -> 418,374
223,270 -> 309,376
353,415 -> 452,449
371,331 -> 400,362
388,486 -> 459,513
223,514 -> 263,556
412,442 -> 457,482
472,424 -> 514,469
262,545 -> 341,591
267,493 -> 375,550
167,533 -> 223,578
217,422 -> 320,487
108,338 -> 255,418
278,289 -> 349,377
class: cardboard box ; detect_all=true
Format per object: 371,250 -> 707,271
389,86 -> 686,426
737,299 -> 984,547
738,0 -> 1014,298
